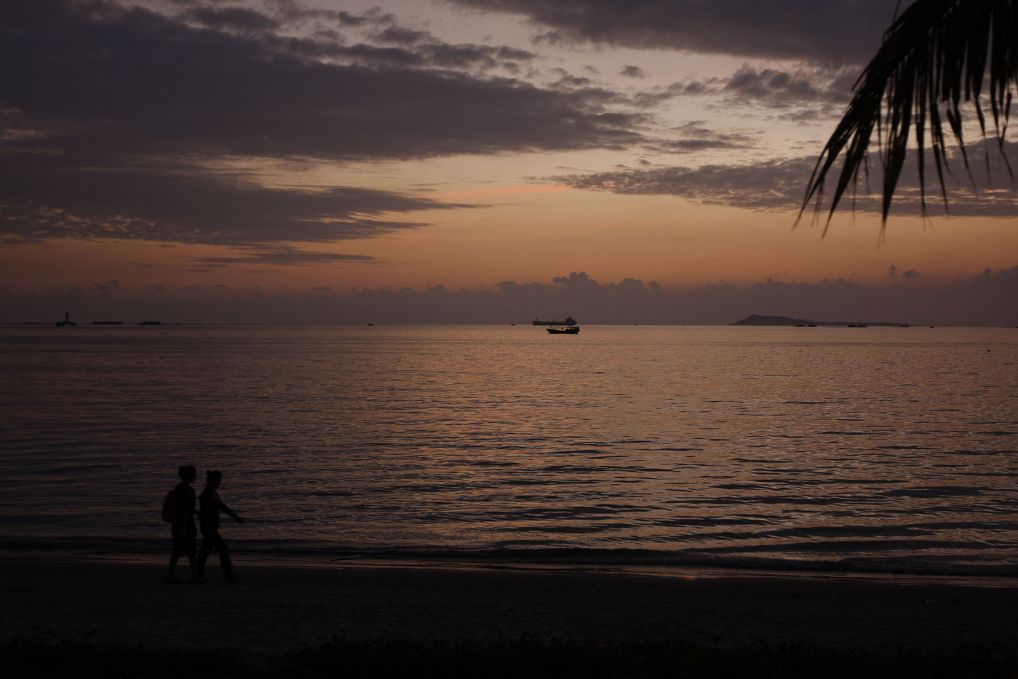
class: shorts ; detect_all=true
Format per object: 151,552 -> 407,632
172,522 -> 197,557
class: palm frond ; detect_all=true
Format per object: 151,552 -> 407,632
798,0 -> 1018,231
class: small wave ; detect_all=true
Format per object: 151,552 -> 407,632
771,477 -> 896,486
883,486 -> 986,498
535,464 -> 667,475
447,459 -> 519,468
655,517 -> 769,527
9,538 -> 1016,578
692,538 -> 996,555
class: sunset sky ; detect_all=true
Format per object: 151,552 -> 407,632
2,0 -> 1016,323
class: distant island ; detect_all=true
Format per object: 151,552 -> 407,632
733,314 -> 910,327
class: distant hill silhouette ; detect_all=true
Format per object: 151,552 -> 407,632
733,314 -> 814,326
732,314 -> 909,327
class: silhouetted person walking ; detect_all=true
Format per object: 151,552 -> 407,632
164,465 -> 197,584
195,470 -> 243,582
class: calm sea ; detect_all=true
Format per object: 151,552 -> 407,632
2,325 -> 1017,575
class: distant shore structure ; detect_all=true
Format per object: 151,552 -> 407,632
732,314 -> 910,328
533,316 -> 577,326
55,312 -> 76,327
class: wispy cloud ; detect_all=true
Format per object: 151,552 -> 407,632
192,247 -> 376,267
0,155 -> 461,245
644,121 -> 756,154
554,141 -> 1018,217
636,66 -> 854,113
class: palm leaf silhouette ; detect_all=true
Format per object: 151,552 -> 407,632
799,0 -> 1018,232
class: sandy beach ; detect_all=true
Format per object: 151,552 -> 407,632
3,556 -> 1017,664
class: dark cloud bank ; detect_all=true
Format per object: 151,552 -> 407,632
0,0 -> 930,255
450,0 -> 894,64
5,269 -> 1016,326
0,0 -> 640,250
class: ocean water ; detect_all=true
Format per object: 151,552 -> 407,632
1,324 -> 1017,575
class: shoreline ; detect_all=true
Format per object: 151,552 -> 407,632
5,549 -> 1018,590
1,537 -> 1018,582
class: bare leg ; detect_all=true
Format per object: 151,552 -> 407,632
165,554 -> 180,583
196,535 -> 213,580
217,536 -> 235,580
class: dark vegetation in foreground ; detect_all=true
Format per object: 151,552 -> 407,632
2,638 -> 1016,679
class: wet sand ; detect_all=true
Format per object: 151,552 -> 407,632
2,556 -> 1017,661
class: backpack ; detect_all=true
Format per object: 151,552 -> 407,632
161,489 -> 177,523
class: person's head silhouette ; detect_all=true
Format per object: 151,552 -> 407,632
206,470 -> 222,489
179,465 -> 197,484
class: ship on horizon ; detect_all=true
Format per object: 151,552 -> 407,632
533,316 -> 577,326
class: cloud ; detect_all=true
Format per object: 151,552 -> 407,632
723,65 -> 854,108
0,154 -> 459,245
553,140 -> 1018,217
636,66 -> 853,112
372,24 -> 432,46
93,279 -> 121,294
180,6 -> 280,33
449,0 -> 894,63
555,156 -> 813,211
0,0 -> 646,249
273,39 -> 534,73
620,65 -> 645,79
1,2 -> 641,162
4,267 -> 1016,326
646,121 -> 755,154
262,2 -> 394,29
192,247 -> 376,267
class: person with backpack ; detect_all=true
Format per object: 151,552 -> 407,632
163,465 -> 198,584
195,470 -> 243,582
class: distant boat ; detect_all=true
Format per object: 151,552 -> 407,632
547,326 -> 579,334
55,312 -> 76,327
533,316 -> 576,326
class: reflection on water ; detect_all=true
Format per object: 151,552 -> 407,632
1,325 -> 1016,574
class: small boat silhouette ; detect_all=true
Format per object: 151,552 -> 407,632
547,326 -> 579,334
